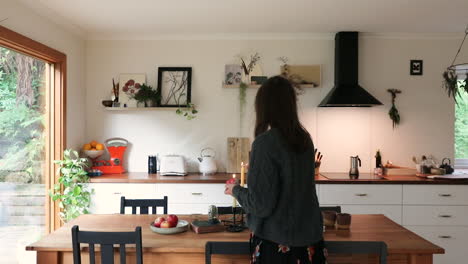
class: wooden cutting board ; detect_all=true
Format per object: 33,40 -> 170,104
227,137 -> 251,173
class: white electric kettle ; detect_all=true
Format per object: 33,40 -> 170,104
198,148 -> 217,174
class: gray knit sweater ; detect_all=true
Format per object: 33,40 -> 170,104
232,129 -> 323,246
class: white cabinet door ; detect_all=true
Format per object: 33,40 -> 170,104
406,226 -> 468,264
403,205 -> 468,226
320,184 -> 402,205
403,185 -> 468,205
89,183 -> 157,214
156,184 -> 232,204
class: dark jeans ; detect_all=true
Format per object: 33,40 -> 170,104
249,235 -> 327,264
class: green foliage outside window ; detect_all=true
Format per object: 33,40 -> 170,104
455,80 -> 468,159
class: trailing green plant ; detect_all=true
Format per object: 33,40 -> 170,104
443,25 -> 468,103
176,102 -> 198,120
387,89 -> 401,129
132,84 -> 160,107
49,149 -> 93,223
239,82 -> 247,113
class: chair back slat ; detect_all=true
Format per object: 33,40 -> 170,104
71,225 -> 143,264
101,244 -> 114,264
120,196 -> 168,215
89,243 -> 95,264
205,241 -> 250,264
120,244 -> 126,264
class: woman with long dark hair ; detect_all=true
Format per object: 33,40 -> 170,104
225,76 -> 325,263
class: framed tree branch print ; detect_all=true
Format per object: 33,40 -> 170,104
157,67 -> 192,107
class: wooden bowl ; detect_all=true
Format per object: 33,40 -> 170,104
102,100 -> 114,107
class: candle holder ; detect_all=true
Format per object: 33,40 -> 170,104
221,206 -> 246,232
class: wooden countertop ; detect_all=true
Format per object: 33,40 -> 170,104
26,214 -> 444,255
89,172 -> 468,184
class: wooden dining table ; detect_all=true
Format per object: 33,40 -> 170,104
27,214 -> 443,264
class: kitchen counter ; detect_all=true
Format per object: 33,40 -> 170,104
89,172 -> 468,184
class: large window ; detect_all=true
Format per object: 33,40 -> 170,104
0,25 -> 66,263
455,80 -> 468,169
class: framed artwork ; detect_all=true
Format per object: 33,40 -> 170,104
119,73 -> 146,107
410,60 -> 423,75
224,64 -> 242,85
158,67 -> 192,107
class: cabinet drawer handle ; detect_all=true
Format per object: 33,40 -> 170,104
355,193 -> 368,197
113,192 -> 122,195
438,235 -> 452,239
191,192 -> 203,196
438,194 -> 452,197
438,214 -> 452,218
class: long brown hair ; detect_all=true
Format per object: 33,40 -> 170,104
254,76 -> 313,153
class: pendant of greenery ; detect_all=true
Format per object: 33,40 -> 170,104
443,25 -> 468,103
132,84 -> 161,107
49,149 -> 93,223
387,89 -> 402,129
176,102 -> 198,120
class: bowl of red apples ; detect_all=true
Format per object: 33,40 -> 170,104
150,214 -> 189,235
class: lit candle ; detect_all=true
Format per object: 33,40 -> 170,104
232,174 -> 237,208
240,162 -> 245,187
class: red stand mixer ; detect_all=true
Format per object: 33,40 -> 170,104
90,138 -> 128,174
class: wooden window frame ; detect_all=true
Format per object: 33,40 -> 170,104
0,25 -> 66,233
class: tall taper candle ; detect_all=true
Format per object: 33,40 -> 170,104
240,162 -> 245,187
232,174 -> 236,207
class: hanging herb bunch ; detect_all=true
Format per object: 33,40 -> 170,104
442,25 -> 468,103
387,89 -> 402,129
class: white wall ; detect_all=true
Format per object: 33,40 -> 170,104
0,0 -> 86,149
85,36 -> 459,173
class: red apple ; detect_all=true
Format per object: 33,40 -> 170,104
153,217 -> 165,228
160,220 -> 171,228
167,214 -> 179,227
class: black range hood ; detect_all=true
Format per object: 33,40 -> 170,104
319,32 -> 383,107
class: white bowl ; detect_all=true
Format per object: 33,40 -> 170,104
149,220 -> 189,235
84,150 -> 105,159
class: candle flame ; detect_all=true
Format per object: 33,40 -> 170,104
241,162 -> 244,166
232,174 -> 236,178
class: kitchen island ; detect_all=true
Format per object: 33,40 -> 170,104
27,214 -> 443,264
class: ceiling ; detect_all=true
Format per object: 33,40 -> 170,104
16,0 -> 468,38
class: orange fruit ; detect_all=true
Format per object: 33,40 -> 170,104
90,140 -> 98,147
96,144 -> 104,150
83,143 -> 92,150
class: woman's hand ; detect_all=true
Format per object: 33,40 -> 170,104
224,183 -> 237,196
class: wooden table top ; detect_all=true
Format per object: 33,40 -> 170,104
88,172 -> 468,185
26,214 -> 444,255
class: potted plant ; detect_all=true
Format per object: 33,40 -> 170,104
133,84 -> 161,107
49,149 -> 93,223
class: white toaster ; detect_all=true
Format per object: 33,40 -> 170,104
159,155 -> 187,176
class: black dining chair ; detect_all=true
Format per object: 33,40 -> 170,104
205,241 -> 250,264
320,206 -> 342,213
120,196 -> 168,214
71,225 -> 143,264
326,241 -> 388,264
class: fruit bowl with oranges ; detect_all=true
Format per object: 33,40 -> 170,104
83,140 -> 105,159
150,215 -> 188,235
